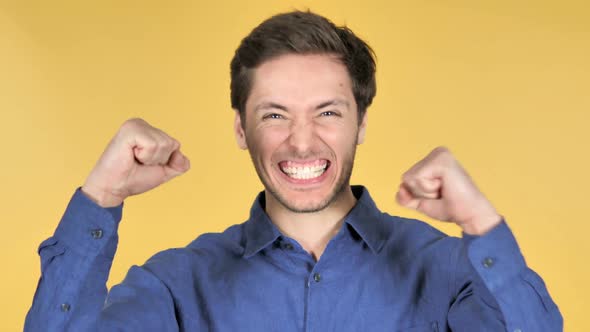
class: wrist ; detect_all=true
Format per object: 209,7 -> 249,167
81,185 -> 125,208
459,213 -> 503,236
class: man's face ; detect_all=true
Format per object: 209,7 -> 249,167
234,54 -> 367,213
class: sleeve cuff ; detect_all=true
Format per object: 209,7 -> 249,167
464,220 -> 527,292
53,188 -> 123,258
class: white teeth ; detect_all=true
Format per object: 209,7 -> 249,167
281,163 -> 328,180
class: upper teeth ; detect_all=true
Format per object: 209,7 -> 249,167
281,163 -> 327,180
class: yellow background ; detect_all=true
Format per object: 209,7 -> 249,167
1,0 -> 588,330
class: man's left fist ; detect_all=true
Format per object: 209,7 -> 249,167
396,146 -> 502,235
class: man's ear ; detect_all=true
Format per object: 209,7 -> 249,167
357,111 -> 368,144
234,110 -> 248,150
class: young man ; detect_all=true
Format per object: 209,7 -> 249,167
26,11 -> 562,331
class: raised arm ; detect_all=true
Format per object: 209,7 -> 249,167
396,147 -> 563,331
25,118 -> 190,331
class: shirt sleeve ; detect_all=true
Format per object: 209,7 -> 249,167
25,188 -> 123,332
448,221 -> 563,332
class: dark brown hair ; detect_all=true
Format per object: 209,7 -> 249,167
230,11 -> 376,123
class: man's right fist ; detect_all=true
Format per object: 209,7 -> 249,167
81,118 -> 190,207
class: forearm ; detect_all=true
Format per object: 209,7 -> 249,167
462,221 -> 563,331
25,189 -> 122,331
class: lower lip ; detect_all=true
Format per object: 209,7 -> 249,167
278,164 -> 331,185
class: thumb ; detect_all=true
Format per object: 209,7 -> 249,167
396,184 -> 418,209
411,199 -> 449,222
164,150 -> 190,179
395,184 -> 449,221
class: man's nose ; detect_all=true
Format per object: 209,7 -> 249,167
287,121 -> 316,154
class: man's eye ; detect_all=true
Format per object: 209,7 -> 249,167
320,111 -> 338,117
263,113 -> 283,120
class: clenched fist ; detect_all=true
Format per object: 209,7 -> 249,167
396,147 -> 501,235
81,118 -> 190,207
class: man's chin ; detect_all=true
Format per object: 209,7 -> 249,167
283,202 -> 331,214
272,192 -> 333,214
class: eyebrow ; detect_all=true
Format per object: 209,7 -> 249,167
254,102 -> 288,113
316,99 -> 349,110
254,99 -> 350,113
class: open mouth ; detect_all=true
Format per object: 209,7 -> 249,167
279,159 -> 330,180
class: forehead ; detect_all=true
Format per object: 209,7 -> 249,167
246,54 -> 355,110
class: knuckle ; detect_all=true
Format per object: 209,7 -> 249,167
433,146 -> 450,155
143,141 -> 159,153
401,172 -> 412,182
120,118 -> 149,135
122,117 -> 144,128
159,139 -> 174,154
165,138 -> 176,149
432,146 -> 455,164
403,176 -> 416,188
171,139 -> 180,150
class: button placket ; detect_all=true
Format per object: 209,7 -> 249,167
306,271 -> 324,287
313,272 -> 321,283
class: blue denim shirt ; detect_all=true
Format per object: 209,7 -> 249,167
25,186 -> 562,331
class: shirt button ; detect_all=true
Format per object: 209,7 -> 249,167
284,243 -> 294,250
313,273 -> 321,283
60,303 -> 70,312
513,329 -> 522,332
90,229 -> 103,239
482,257 -> 494,268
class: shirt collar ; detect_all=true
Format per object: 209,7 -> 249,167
242,185 -> 388,258
343,185 -> 388,254
242,192 -> 282,258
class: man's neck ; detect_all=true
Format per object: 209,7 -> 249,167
265,187 -> 357,261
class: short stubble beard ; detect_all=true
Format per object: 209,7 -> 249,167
251,139 -> 358,214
